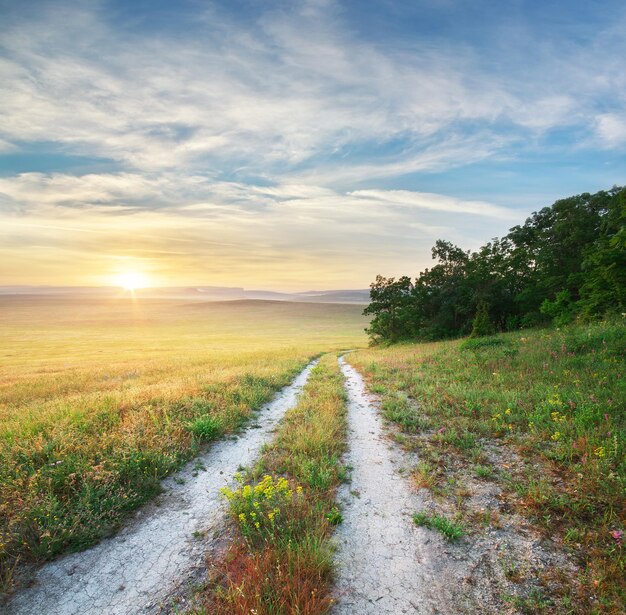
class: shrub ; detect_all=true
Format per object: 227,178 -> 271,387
470,301 -> 495,338
540,290 -> 577,327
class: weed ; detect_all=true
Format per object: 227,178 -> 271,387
221,474 -> 306,545
189,416 -> 223,441
474,464 -> 495,479
499,549 -> 523,582
413,511 -> 464,541
325,506 -> 343,525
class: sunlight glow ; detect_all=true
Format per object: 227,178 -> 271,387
115,271 -> 149,291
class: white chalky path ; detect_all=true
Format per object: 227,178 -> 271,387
333,356 -> 441,614
6,360 -> 317,615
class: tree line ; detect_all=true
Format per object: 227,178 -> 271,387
364,186 -> 626,342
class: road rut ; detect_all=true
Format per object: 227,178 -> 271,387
6,360 -> 317,615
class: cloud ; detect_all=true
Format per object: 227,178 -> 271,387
349,189 -> 519,220
595,114 -> 626,148
1,1 -> 624,289
0,170 -> 521,288
1,1 -> 623,181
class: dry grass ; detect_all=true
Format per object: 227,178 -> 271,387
0,296 -> 365,593
195,354 -> 347,615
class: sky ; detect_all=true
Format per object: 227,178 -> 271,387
0,0 -> 625,291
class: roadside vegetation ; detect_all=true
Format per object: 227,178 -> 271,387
0,298 -> 364,594
191,354 -> 347,614
350,320 -> 625,613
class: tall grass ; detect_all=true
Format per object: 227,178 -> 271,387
0,297 -> 365,594
350,320 -> 625,613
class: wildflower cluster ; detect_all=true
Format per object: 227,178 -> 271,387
221,473 -> 304,543
491,407 -> 513,433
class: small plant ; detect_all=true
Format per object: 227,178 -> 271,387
413,511 -> 463,541
325,506 -> 343,525
474,464 -> 495,479
221,473 -> 304,543
188,415 -> 223,441
499,549 -> 523,582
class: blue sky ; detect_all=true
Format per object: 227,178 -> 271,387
0,0 -> 625,289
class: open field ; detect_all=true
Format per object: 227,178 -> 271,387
0,296 -> 366,590
2,293 -> 624,614
350,320 -> 625,613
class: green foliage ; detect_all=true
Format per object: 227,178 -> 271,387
470,301 -> 495,337
365,186 -> 626,342
188,415 -> 223,441
325,506 -> 343,525
363,275 -> 414,342
413,511 -> 464,540
540,289 -> 576,326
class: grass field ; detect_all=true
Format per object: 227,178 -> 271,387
0,296 -> 366,591
350,320 -> 625,613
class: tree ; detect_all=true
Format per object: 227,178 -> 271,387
363,186 -> 625,344
363,275 -> 414,342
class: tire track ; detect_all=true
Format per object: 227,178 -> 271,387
333,356 -> 436,614
6,360 -> 318,615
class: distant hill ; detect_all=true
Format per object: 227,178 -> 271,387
0,285 -> 371,304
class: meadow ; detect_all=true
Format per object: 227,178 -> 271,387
0,295 -> 366,591
350,320 -> 625,613
2,292 -> 624,613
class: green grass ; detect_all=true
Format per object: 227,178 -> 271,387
193,355 -> 347,614
351,319 -> 625,613
413,511 -> 464,541
0,297 -> 365,593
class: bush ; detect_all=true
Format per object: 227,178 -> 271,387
221,474 -> 305,545
540,290 -> 577,327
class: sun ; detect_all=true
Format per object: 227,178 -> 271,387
115,271 -> 149,292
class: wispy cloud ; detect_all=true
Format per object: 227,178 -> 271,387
2,1 -> 624,179
350,189 -> 520,220
0,170 -> 521,288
